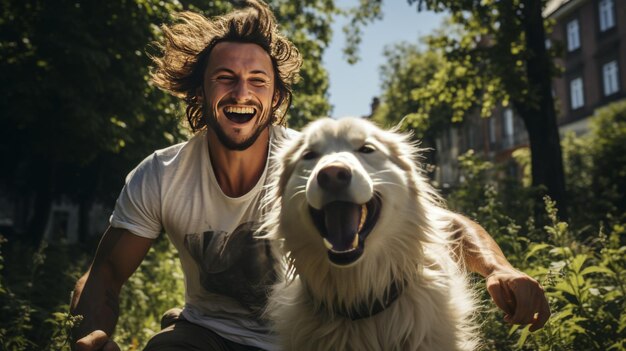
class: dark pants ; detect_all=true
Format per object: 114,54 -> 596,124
143,308 -> 263,351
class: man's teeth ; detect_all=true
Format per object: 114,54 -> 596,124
225,106 -> 255,114
323,204 -> 367,252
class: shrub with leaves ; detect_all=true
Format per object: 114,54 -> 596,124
0,233 -> 184,351
0,236 -> 88,351
114,236 -> 185,350
510,198 -> 625,351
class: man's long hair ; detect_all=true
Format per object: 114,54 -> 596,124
150,0 -> 302,131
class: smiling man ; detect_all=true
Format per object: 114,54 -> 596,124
70,1 -> 549,350
205,42 -> 275,152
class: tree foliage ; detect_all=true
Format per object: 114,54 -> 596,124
0,0 -> 188,243
271,0 -> 335,128
341,0 -> 383,65
371,42 -> 458,167
373,43 -> 449,133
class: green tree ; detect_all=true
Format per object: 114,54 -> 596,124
372,42 -> 460,167
271,0 -> 335,128
0,0 -> 188,244
349,0 -> 567,212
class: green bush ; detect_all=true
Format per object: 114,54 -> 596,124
0,235 -> 183,351
0,237 -> 87,351
564,99 -> 626,233
115,236 -> 184,350
519,199 -> 625,351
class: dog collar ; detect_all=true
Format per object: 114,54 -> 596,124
306,280 -> 404,321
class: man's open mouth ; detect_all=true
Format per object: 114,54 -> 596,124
309,194 -> 382,266
223,106 -> 257,124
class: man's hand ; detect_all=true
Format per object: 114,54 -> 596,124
486,268 -> 550,332
74,330 -> 120,351
446,212 -> 551,331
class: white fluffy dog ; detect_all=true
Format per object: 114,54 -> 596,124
263,118 -> 479,351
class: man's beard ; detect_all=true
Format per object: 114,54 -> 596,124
205,101 -> 272,151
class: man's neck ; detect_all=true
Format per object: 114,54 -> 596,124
206,127 -> 271,198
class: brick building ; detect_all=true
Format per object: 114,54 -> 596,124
549,0 -> 625,133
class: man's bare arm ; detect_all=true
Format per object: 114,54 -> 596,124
449,213 -> 512,277
70,226 -> 153,350
449,212 -> 551,332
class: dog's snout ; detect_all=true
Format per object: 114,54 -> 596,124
317,163 -> 352,192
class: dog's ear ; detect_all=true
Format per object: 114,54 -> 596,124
377,130 -> 426,195
379,129 -> 444,208
380,130 -> 420,173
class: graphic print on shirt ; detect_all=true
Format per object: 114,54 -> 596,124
183,222 -> 276,315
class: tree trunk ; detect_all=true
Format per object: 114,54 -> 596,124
519,108 -> 568,213
517,0 -> 568,216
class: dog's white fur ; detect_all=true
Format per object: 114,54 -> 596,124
263,118 -> 479,351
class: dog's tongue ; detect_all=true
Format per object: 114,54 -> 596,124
323,201 -> 360,251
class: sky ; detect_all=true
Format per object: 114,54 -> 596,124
323,0 -> 444,118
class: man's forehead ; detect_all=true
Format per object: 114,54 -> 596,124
206,41 -> 274,75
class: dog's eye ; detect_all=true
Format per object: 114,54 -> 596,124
302,150 -> 319,160
357,144 -> 376,154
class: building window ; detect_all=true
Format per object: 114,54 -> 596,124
502,108 -> 515,148
567,19 -> 581,52
503,108 -> 514,137
570,77 -> 585,109
599,0 -> 615,32
603,60 -> 620,96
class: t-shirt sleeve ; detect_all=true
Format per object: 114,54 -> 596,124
109,153 -> 162,239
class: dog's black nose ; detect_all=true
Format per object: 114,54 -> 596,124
317,163 -> 352,191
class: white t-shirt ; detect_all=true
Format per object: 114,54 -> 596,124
110,125 -> 296,350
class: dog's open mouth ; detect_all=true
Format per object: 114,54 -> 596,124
224,106 -> 257,124
309,194 -> 382,266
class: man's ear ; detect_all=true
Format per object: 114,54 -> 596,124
196,87 -> 204,103
272,90 -> 281,108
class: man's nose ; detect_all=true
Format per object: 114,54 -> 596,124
231,79 -> 251,103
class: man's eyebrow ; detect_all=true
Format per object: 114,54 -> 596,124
211,67 -> 235,75
250,69 -> 270,76
210,67 -> 271,77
